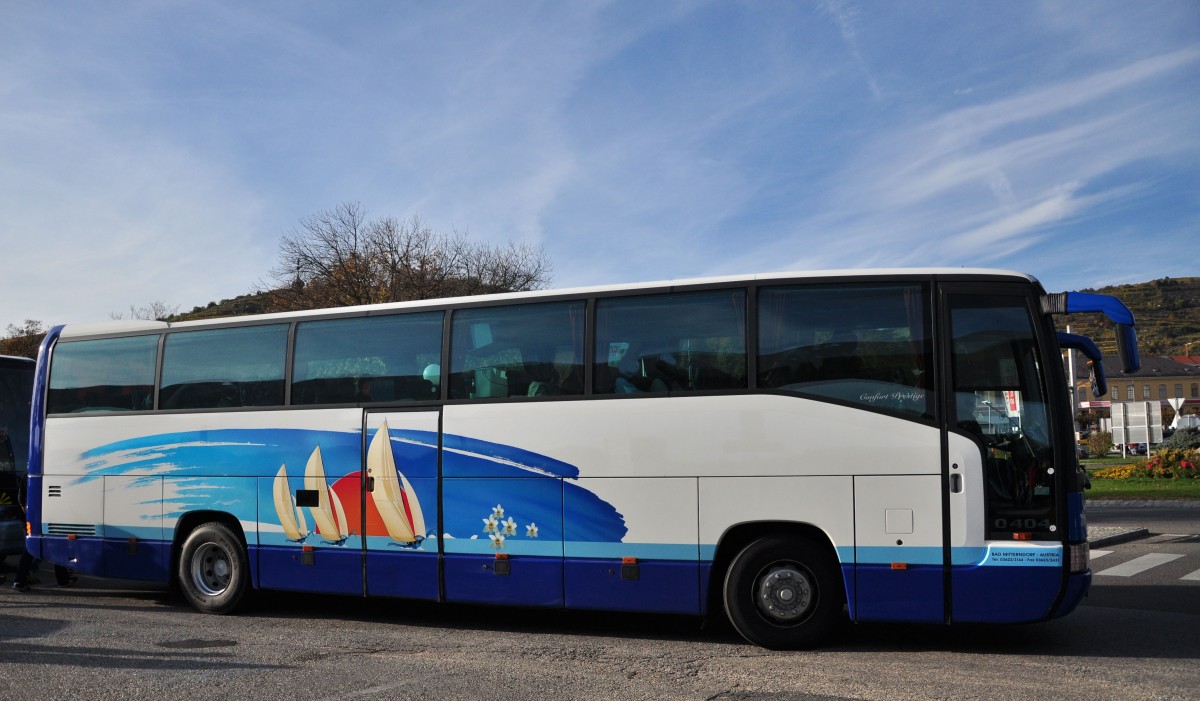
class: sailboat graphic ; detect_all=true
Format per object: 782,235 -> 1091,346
272,426 -> 425,546
272,464 -> 308,541
367,421 -> 426,544
304,445 -> 349,543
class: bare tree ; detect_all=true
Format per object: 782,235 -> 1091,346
267,202 -> 553,311
110,301 -> 180,321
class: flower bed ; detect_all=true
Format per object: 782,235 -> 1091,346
1092,448 -> 1200,480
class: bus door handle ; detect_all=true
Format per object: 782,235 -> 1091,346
950,473 -> 962,494
367,476 -> 375,492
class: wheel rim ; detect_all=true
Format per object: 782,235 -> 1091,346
754,563 -> 815,624
190,542 -> 232,597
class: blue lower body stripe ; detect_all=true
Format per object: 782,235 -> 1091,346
30,533 -> 1076,624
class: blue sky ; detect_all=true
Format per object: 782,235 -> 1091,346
2,1 -> 1197,330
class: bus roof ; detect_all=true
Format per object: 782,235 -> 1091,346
57,267 -> 1038,339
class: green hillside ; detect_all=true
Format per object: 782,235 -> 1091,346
1054,277 -> 1200,358
172,291 -> 274,322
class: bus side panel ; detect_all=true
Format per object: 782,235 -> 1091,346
441,476 -> 565,607
443,402 -> 704,613
256,545 -> 362,595
699,476 -> 855,612
38,469 -> 104,575
43,410 -> 366,591
853,564 -> 943,622
256,466 -> 365,597
564,558 -> 700,614
442,553 -> 564,607
39,536 -> 102,576
362,539 -> 439,601
99,538 -> 170,581
950,543 -> 1064,622
565,478 -> 699,615
103,475 -> 169,580
442,403 -> 582,608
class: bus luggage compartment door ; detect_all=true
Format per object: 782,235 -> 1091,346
853,474 -> 944,623
441,404 -> 565,608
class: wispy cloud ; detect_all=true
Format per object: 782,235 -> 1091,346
818,0 -> 883,101
717,46 -> 1200,283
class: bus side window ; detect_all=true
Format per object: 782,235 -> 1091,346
47,335 -> 159,414
449,301 -> 585,400
758,284 -> 932,419
593,289 -> 747,395
292,312 -> 443,405
161,325 -> 287,410
815,332 -> 863,381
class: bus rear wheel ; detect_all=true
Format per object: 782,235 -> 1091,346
178,522 -> 248,615
722,536 -> 842,649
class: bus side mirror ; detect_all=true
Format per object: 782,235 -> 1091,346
1087,361 -> 1106,399
1115,324 -> 1139,374
1047,292 -> 1140,374
1057,331 -> 1107,398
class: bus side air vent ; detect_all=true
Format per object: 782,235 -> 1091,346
46,523 -> 97,537
48,485 -> 62,498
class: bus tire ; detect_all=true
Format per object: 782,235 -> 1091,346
177,522 -> 248,615
722,535 -> 842,649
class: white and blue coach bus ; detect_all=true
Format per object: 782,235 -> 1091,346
25,269 -> 1138,648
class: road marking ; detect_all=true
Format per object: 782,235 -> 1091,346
1095,553 -> 1184,577
1182,569 -> 1200,582
1090,550 -> 1113,559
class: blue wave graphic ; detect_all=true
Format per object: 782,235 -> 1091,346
77,427 -> 627,544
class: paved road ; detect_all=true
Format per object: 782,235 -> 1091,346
1086,498 -> 1200,537
1085,500 -> 1200,618
2,572 -> 1197,701
1091,535 -> 1200,613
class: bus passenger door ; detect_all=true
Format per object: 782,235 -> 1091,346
943,288 -> 1066,623
362,410 -> 440,600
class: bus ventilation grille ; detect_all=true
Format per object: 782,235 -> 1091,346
46,524 -> 96,537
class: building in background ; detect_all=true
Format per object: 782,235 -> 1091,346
1075,354 -> 1200,429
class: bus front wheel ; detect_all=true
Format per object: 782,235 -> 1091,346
178,522 -> 248,615
722,536 -> 842,649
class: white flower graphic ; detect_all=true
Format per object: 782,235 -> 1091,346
489,533 -> 505,550
501,516 -> 518,536
482,516 -> 498,534
526,522 -> 539,538
491,504 -> 505,519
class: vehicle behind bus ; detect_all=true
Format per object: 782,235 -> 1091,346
0,355 -> 35,560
